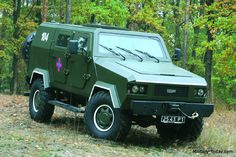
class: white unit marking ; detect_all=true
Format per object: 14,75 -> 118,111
41,32 -> 49,42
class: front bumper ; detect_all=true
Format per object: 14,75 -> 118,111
131,100 -> 214,117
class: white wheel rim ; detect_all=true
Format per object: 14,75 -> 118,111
93,104 -> 115,132
33,90 -> 40,112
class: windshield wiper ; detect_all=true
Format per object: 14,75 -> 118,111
116,46 -> 143,62
135,49 -> 160,63
99,44 -> 125,60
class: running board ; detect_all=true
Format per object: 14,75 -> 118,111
23,92 -> 30,96
48,100 -> 84,113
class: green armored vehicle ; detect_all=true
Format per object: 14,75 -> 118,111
23,22 -> 214,141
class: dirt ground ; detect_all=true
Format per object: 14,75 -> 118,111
0,95 -> 235,157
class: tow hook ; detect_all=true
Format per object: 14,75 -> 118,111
169,103 -> 199,119
178,107 -> 199,119
191,112 -> 199,119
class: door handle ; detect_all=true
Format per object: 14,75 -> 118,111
70,60 -> 75,64
52,54 -> 57,58
63,69 -> 70,76
83,74 -> 91,80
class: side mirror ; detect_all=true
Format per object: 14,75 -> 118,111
68,37 -> 88,54
172,48 -> 181,61
78,37 -> 88,52
68,40 -> 79,54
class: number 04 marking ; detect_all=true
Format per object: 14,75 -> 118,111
41,32 -> 49,42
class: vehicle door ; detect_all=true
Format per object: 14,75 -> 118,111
50,30 -> 73,84
67,32 -> 92,89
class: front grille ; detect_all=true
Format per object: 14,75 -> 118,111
155,85 -> 188,97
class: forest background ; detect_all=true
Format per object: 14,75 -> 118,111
0,0 -> 235,108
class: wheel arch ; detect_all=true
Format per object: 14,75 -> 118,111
89,81 -> 121,108
30,68 -> 50,88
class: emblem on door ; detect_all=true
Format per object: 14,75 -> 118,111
56,58 -> 62,72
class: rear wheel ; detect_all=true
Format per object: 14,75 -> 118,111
158,117 -> 203,141
29,79 -> 54,122
84,91 -> 131,141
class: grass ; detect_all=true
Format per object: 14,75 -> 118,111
0,95 -> 235,157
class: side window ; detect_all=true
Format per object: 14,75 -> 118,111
56,34 -> 70,47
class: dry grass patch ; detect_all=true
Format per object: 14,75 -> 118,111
0,95 -> 235,157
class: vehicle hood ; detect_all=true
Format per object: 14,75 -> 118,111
116,61 -> 192,77
95,58 -> 207,86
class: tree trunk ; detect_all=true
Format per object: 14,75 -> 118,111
173,0 -> 181,49
65,0 -> 71,24
13,0 -> 21,38
11,55 -> 18,94
183,0 -> 190,68
11,0 -> 21,94
35,0 -> 42,24
42,0 -> 48,22
0,11 -> 7,39
190,0 -> 205,72
126,3 -> 140,30
205,0 -> 214,102
205,29 -> 213,101
59,0 -> 64,22
161,1 -> 167,26
90,0 -> 96,23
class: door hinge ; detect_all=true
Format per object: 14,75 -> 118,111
87,57 -> 92,63
83,74 -> 91,80
64,52 -> 71,59
64,69 -> 70,76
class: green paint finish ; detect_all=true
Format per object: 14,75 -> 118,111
27,22 -> 212,116
90,81 -> 121,108
95,104 -> 114,130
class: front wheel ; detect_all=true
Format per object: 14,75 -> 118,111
84,91 -> 131,141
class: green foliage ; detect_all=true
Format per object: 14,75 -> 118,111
71,0 -> 93,24
209,0 -> 235,106
71,0 -> 129,27
0,0 -> 235,107
213,51 -> 236,106
0,1 -> 37,93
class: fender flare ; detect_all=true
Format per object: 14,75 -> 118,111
29,68 -> 50,88
89,81 -> 121,108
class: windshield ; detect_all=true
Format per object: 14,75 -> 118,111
98,33 -> 166,60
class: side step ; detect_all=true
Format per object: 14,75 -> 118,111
48,100 -> 84,113
23,92 -> 30,96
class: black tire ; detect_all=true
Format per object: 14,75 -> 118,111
84,91 -> 131,141
158,125 -> 180,140
29,79 -> 54,122
158,117 -> 203,141
178,117 -> 203,141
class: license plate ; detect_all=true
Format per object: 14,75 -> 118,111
161,115 -> 185,124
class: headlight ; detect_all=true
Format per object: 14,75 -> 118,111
132,85 -> 139,94
128,84 -> 147,94
194,88 -> 206,97
197,89 -> 204,96
139,86 -> 145,93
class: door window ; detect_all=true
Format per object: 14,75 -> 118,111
56,34 -> 71,47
